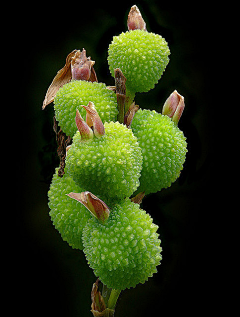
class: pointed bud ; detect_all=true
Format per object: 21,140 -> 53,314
127,5 -> 147,31
75,109 -> 93,140
71,49 -> 96,81
162,90 -> 185,125
83,102 -> 105,138
67,192 -> 110,223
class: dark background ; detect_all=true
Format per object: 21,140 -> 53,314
14,1 -> 218,316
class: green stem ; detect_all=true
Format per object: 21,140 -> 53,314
102,284 -> 112,305
125,88 -> 135,114
107,289 -> 121,310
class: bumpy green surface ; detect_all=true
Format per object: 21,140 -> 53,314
108,30 -> 170,93
54,80 -> 118,137
82,198 -> 162,290
131,109 -> 187,194
66,121 -> 143,201
48,168 -> 91,250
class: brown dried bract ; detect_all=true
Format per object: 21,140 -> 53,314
124,102 -> 139,128
131,192 -> 145,205
91,279 -> 115,317
42,50 -> 77,109
114,68 -> 126,124
91,279 -> 106,314
42,49 -> 97,110
53,117 -> 72,177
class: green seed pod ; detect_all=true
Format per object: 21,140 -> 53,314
48,168 -> 91,250
131,109 -> 187,194
82,198 -> 162,290
54,80 -> 118,137
108,30 -> 170,94
65,121 -> 143,201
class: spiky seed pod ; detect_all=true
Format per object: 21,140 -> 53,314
108,30 -> 170,94
131,109 -> 187,194
48,168 -> 91,250
54,80 -> 118,137
65,121 -> 143,201
82,198 -> 162,291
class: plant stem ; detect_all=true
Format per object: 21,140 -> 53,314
125,88 -> 135,114
114,68 -> 126,124
102,284 -> 112,305
107,289 -> 121,310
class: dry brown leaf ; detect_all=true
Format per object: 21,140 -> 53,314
42,49 -> 97,110
42,50 -> 77,109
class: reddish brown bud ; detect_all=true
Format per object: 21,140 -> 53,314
162,90 -> 185,125
67,192 -> 110,223
75,109 -> 93,140
83,102 -> 105,138
71,49 -> 96,81
127,5 -> 147,31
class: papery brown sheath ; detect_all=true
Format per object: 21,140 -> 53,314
124,102 -> 139,128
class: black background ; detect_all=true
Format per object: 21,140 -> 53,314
14,1 -> 219,316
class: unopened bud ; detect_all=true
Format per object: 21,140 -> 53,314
67,192 -> 110,223
83,102 -> 105,138
71,49 -> 95,81
75,109 -> 93,140
127,5 -> 147,31
162,90 -> 185,125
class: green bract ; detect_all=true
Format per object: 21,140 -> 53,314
48,168 -> 91,250
131,109 -> 187,194
54,80 -> 118,137
82,198 -> 162,290
108,30 -> 170,94
65,121 -> 143,201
